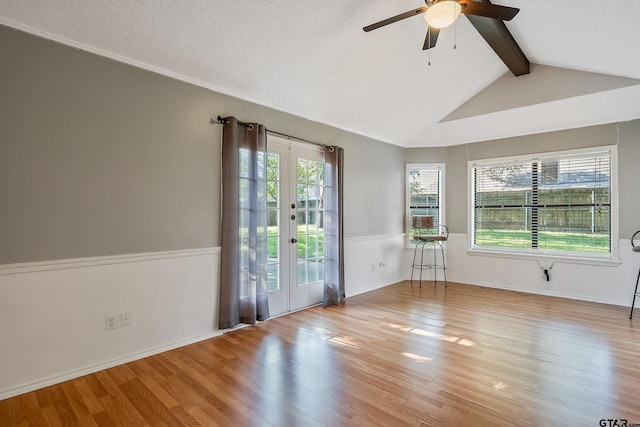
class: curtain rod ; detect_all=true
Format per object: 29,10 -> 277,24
211,116 -> 330,149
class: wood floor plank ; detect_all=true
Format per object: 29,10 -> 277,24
0,396 -> 28,426
92,411 -> 117,427
134,373 -> 180,410
117,378 -> 180,426
60,381 -> 92,420
40,405 -> 63,427
163,371 -> 239,425
3,281 -> 640,426
184,407 -> 220,427
94,371 -> 148,426
71,379 -> 105,416
106,364 -> 139,386
166,404 -> 204,427
44,385 -> 78,426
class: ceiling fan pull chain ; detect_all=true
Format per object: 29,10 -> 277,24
453,11 -> 457,49
428,29 -> 432,66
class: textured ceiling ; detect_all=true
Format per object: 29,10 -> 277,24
1,0 -> 640,147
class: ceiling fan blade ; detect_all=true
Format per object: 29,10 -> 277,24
363,7 -> 427,32
458,0 -> 519,21
423,27 -> 440,50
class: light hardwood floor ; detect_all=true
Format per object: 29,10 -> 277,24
2,280 -> 640,426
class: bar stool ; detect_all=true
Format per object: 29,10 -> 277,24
410,215 -> 448,288
629,230 -> 640,319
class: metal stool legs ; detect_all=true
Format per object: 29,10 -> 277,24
436,241 -> 447,287
629,267 -> 640,319
410,240 -> 425,285
410,240 -> 447,288
630,231 -> 640,319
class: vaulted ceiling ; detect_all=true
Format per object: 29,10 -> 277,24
1,0 -> 639,147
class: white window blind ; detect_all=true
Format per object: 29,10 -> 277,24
407,165 -> 442,243
472,150 -> 612,256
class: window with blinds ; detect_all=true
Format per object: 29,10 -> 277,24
407,164 -> 443,244
471,148 -> 614,257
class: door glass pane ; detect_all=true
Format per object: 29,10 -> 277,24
309,258 -> 319,283
297,184 -> 307,205
267,263 -> 279,293
297,261 -> 308,286
297,160 -> 307,184
267,152 -> 280,292
297,158 -> 325,287
267,235 -> 279,260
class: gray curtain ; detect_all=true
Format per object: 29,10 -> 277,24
219,117 -> 269,329
323,146 -> 345,306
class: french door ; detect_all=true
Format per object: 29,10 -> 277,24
267,138 -> 325,316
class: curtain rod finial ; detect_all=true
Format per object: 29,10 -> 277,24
212,115 -> 228,125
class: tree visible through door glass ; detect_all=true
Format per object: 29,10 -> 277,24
297,159 -> 324,286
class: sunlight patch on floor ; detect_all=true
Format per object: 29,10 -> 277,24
493,381 -> 508,390
402,352 -> 432,363
305,326 -> 361,349
382,322 -> 475,347
328,335 -> 360,349
311,325 -> 337,338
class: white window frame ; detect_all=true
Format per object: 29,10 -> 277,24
406,163 -> 445,248
467,145 -> 619,265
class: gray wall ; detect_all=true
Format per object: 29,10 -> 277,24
0,25 -> 404,264
3,23 -> 636,266
407,122 -> 640,237
617,120 -> 640,238
466,124 -> 618,160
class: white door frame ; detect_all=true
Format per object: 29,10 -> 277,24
267,136 -> 325,316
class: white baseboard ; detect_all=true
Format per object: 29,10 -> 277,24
0,330 -> 222,401
447,275 -> 631,308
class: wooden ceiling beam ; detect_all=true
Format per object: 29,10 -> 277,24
463,0 -> 530,76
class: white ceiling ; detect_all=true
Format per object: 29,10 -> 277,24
1,0 -> 640,147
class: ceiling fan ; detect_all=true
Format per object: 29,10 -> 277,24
363,0 -> 530,76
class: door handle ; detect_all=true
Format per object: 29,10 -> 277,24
291,238 -> 298,244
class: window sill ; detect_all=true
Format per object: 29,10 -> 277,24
466,248 -> 621,267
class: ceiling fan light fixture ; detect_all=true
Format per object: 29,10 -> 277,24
424,0 -> 462,29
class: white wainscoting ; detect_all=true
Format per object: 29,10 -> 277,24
344,234 -> 405,297
0,248 -> 220,400
10,232 -> 631,400
0,234 -> 406,400
404,233 -> 640,308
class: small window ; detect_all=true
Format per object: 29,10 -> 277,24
470,146 -> 617,259
407,164 -> 444,246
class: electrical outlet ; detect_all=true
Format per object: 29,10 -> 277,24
105,314 -> 118,330
120,312 -> 132,327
